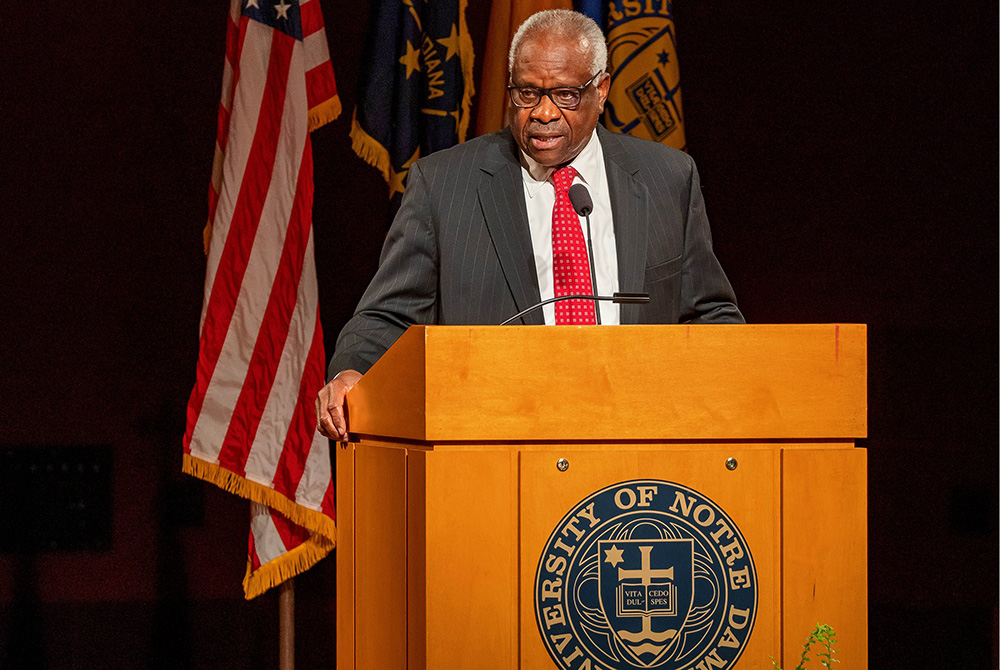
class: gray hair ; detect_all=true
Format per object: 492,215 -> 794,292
508,10 -> 608,77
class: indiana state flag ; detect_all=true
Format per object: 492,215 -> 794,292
603,0 -> 686,150
351,0 -> 474,198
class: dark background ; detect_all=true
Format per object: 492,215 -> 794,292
2,1 -> 996,668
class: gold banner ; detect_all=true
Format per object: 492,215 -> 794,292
603,4 -> 686,150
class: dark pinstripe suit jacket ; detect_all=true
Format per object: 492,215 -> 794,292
329,125 -> 743,376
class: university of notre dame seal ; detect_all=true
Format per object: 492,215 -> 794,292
534,480 -> 757,670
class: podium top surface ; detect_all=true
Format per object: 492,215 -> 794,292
345,324 -> 867,443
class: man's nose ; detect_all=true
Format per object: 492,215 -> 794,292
529,93 -> 563,123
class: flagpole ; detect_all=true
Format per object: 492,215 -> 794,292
279,578 -> 295,670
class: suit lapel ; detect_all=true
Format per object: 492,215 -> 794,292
601,128 -> 649,325
478,132 -> 544,325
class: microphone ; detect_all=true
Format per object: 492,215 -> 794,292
499,292 -> 650,326
567,183 -> 593,216
567,183 -> 600,324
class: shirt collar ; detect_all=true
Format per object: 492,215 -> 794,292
520,128 -> 601,199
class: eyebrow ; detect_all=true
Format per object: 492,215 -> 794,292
509,79 -> 585,88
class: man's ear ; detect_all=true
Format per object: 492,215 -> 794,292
596,72 -> 611,112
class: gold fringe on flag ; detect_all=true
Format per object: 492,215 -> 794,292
182,453 -> 338,542
308,94 -> 342,133
202,219 -> 213,256
242,532 -> 335,600
349,110 -> 393,183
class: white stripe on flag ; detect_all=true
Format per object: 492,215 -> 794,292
244,229 -> 318,486
201,22 -> 272,325
250,502 -> 290,565
210,142 -> 225,200
303,28 -> 330,71
220,55 -> 236,116
294,425 -> 332,511
210,57 -> 236,212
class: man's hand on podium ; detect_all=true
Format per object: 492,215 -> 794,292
316,369 -> 362,441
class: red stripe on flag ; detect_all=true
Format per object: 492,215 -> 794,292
208,183 -> 220,230
184,28 -> 296,451
217,138 -> 315,474
216,101 -> 232,154
271,306 -> 325,499
226,15 -> 240,74
300,0 -> 324,37
248,525 -> 262,572
305,61 -> 338,112
320,477 -> 336,520
270,508 -> 311,549
226,17 -> 240,71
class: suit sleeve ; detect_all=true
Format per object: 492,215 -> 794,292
679,158 -> 745,324
328,162 -> 439,377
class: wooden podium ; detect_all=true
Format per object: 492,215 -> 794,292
336,325 -> 867,670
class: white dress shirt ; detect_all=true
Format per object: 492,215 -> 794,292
519,129 -> 620,325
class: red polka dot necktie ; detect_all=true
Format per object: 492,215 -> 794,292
551,165 -> 596,325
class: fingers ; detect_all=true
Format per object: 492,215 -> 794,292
316,382 -> 346,441
316,369 -> 363,442
316,388 -> 342,440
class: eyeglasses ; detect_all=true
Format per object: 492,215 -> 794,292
507,73 -> 601,110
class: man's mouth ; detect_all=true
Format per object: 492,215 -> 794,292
529,134 -> 564,150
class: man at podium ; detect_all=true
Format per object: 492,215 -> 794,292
317,10 -> 743,441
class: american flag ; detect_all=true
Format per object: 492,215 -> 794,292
183,0 -> 339,599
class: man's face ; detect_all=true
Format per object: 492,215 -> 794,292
508,33 -> 610,168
